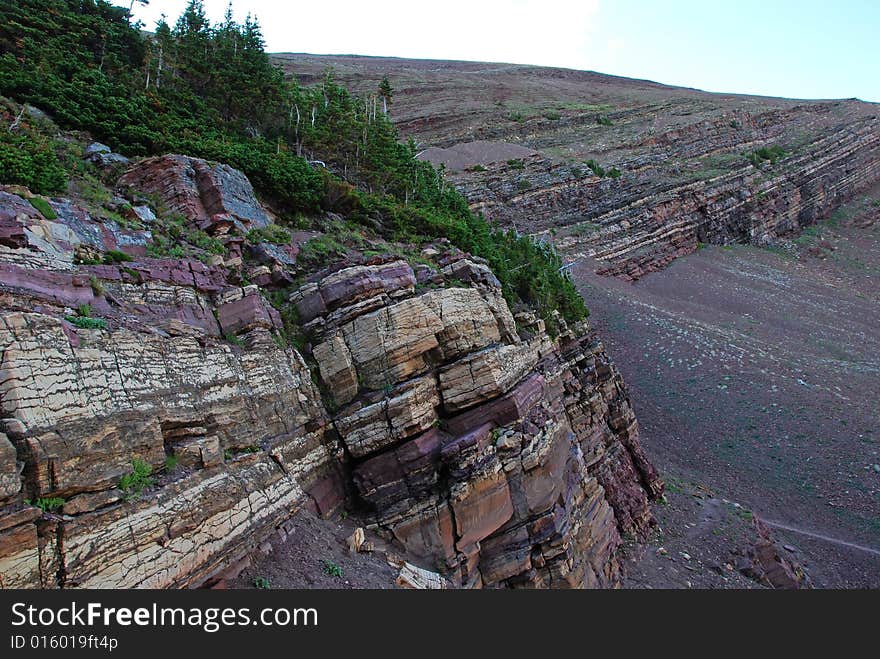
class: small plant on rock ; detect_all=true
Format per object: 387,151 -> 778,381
89,276 -> 105,297
25,497 -> 65,513
164,454 -> 180,473
323,560 -> 343,578
119,458 -> 155,501
253,577 -> 271,589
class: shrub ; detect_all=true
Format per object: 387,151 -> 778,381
0,125 -> 68,195
164,454 -> 180,473
506,159 -> 525,170
253,577 -> 271,589
516,179 -> 532,191
597,115 -> 613,127
187,230 -> 227,255
224,333 -> 245,347
65,315 -> 107,330
89,276 -> 105,297
103,250 -> 133,264
585,159 -> 605,178
748,145 -> 786,166
323,560 -> 343,578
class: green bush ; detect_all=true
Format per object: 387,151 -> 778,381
0,133 -> 67,195
103,250 -> 133,264
748,145 -> 786,166
586,159 -> 605,178
65,314 -> 107,330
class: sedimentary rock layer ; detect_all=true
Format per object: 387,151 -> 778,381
0,154 -> 660,588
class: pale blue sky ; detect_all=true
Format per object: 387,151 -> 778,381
122,1 -> 880,102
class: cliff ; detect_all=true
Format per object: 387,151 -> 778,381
0,149 -> 661,588
278,55 -> 880,279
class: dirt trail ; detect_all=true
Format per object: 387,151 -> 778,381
761,520 -> 880,558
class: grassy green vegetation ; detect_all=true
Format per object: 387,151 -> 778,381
596,115 -> 613,127
102,249 -> 133,264
747,145 -> 786,167
65,303 -> 108,329
164,454 -> 180,474
224,333 -> 245,347
0,0 -> 588,328
28,196 -> 57,219
246,224 -> 293,245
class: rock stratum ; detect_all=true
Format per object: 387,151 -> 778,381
0,149 -> 661,588
279,55 -> 880,279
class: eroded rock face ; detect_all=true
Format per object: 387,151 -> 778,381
302,256 -> 663,588
0,186 -> 342,588
0,164 -> 661,589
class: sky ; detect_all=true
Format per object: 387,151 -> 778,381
120,0 -> 880,102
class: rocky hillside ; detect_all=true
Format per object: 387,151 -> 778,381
278,55 -> 880,278
0,118 -> 661,588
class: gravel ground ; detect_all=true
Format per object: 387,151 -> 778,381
577,190 -> 880,588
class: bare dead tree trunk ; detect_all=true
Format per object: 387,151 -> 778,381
8,106 -> 25,133
156,45 -> 164,90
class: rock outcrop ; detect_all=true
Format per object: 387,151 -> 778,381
0,155 -> 660,589
117,155 -> 273,235
297,255 -> 661,588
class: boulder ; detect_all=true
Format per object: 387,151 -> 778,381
117,155 -> 272,233
216,292 -> 278,336
340,297 -> 442,389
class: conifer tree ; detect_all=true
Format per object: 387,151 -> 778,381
379,76 -> 393,115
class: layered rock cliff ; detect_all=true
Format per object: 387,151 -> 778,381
0,151 -> 661,588
454,113 -> 880,279
279,56 -> 880,279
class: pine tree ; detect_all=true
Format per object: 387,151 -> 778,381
379,76 -> 393,115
